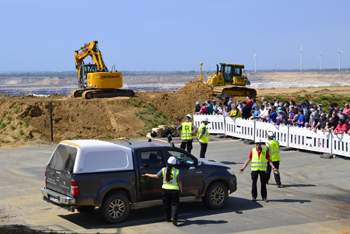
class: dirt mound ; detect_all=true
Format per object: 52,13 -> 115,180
314,89 -> 331,93
176,81 -> 213,95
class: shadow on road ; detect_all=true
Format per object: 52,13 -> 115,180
268,199 -> 311,204
58,197 -> 262,229
220,161 -> 243,165
281,184 -> 316,188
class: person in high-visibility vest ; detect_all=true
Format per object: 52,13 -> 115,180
196,117 -> 210,158
145,156 -> 182,226
177,114 -> 196,153
265,132 -> 283,188
239,138 -> 279,202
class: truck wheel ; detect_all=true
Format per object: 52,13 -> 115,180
76,206 -> 95,213
100,192 -> 130,224
203,182 -> 228,210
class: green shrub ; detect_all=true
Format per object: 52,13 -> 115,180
10,126 -> 15,130
66,137 -> 72,140
18,121 -> 23,125
24,121 -> 28,127
0,123 -> 6,129
84,126 -> 91,130
14,108 -> 19,114
106,134 -> 113,139
148,103 -> 154,108
76,134 -> 82,138
7,116 -> 12,121
19,130 -> 24,136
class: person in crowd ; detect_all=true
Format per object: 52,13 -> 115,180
241,101 -> 252,119
145,156 -> 182,226
246,95 -> 254,108
194,101 -> 201,113
334,103 -> 339,112
259,115 -> 267,122
224,97 -> 229,106
223,106 -> 230,116
313,113 -> 327,132
273,98 -> 279,107
283,101 -> 289,114
197,117 -> 210,158
217,102 -> 224,115
292,109 -> 300,126
296,109 -> 305,128
310,109 -> 320,129
302,102 -> 309,123
259,105 -> 267,119
206,99 -> 213,115
261,97 -> 266,103
290,100 -> 296,106
227,101 -> 232,112
212,100 -> 219,114
253,105 -> 260,121
177,114 -> 196,153
318,104 -> 324,114
323,117 -> 337,133
239,138 -> 279,202
268,106 -> 278,125
277,107 -> 288,122
333,118 -> 349,136
199,102 -> 208,115
230,104 -> 242,119
252,98 -> 258,110
342,103 -> 350,118
263,101 -> 269,111
329,103 -> 336,117
288,106 -> 296,126
237,101 -> 243,112
331,110 -> 339,127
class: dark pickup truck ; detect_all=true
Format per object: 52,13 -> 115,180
41,140 -> 237,224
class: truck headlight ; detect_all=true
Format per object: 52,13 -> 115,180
227,168 -> 235,175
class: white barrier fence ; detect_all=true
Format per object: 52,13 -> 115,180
193,114 -> 349,157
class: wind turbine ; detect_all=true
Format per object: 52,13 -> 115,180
319,51 -> 323,70
253,49 -> 257,72
337,46 -> 344,70
300,43 -> 303,71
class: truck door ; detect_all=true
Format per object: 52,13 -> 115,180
166,150 -> 204,196
137,150 -> 166,201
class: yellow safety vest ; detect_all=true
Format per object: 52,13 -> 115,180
162,167 -> 179,190
196,123 -> 209,144
251,148 -> 268,171
266,140 -> 281,162
180,122 -> 193,140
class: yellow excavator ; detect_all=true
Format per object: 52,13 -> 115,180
72,40 -> 134,99
198,62 -> 257,98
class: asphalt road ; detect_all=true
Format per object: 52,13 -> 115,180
0,138 -> 350,234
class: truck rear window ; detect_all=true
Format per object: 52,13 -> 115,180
49,144 -> 77,171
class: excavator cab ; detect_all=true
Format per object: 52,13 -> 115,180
78,64 -> 98,88
220,63 -> 250,85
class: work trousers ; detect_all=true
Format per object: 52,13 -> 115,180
251,171 -> 267,199
162,189 -> 180,221
199,143 -> 208,158
180,141 -> 193,153
266,161 -> 281,185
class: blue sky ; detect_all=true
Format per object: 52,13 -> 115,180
1,0 -> 349,72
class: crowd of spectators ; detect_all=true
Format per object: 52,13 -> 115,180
194,96 -> 350,136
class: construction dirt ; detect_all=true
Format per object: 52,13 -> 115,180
0,81 -> 349,149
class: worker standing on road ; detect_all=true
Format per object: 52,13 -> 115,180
177,114 -> 196,153
239,139 -> 279,202
145,156 -> 182,226
265,132 -> 283,188
197,117 -> 210,158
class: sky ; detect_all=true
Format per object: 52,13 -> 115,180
1,0 -> 349,72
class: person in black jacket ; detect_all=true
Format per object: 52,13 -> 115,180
241,101 -> 252,119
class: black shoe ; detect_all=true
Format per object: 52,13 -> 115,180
171,218 -> 177,226
262,198 -> 269,203
277,184 -> 283,188
252,197 -> 257,202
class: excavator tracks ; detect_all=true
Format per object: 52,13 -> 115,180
72,89 -> 135,99
213,86 -> 257,98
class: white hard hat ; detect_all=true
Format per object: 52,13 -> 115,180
267,131 -> 275,137
202,117 -> 209,122
167,156 -> 177,165
255,138 -> 263,144
186,114 -> 192,119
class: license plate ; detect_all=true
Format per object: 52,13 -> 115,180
49,196 -> 59,203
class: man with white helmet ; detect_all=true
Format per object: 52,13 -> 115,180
239,138 -> 279,202
177,114 -> 197,153
196,117 -> 210,158
265,132 -> 282,188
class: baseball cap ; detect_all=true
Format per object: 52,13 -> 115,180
319,104 -> 323,107
212,99 -> 216,102
167,156 -> 177,165
186,114 -> 192,119
277,107 -> 283,112
196,101 -> 200,105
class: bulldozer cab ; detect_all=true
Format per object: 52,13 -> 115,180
78,64 -> 98,88
220,63 -> 244,83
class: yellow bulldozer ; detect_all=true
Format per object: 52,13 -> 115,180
72,40 -> 134,99
198,62 -> 257,98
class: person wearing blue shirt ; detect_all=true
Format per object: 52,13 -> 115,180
268,106 -> 278,125
297,110 -> 305,127
253,105 -> 260,121
206,99 -> 213,115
